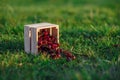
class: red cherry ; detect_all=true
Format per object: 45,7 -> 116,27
67,53 -> 72,57
38,36 -> 43,41
56,53 -> 61,58
44,31 -> 49,36
48,45 -> 51,49
48,37 -> 52,41
42,40 -> 48,45
56,49 -> 62,54
72,55 -> 76,60
50,36 -> 55,41
38,41 -> 43,45
42,36 -> 48,40
48,42 -> 52,45
50,54 -> 56,59
38,30 -> 75,60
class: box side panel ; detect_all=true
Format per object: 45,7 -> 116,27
31,28 -> 38,54
24,26 -> 31,53
57,26 -> 59,43
52,26 -> 59,43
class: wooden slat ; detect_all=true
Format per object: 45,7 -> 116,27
50,28 -> 52,36
24,26 -> 31,53
24,23 -> 59,54
57,25 -> 59,43
52,26 -> 59,43
25,23 -> 58,28
31,28 -> 38,55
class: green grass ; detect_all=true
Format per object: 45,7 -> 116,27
0,0 -> 120,80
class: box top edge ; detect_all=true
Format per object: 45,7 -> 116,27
24,22 -> 58,27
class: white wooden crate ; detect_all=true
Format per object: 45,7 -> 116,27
24,22 -> 59,54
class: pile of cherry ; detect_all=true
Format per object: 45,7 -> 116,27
38,29 -> 76,61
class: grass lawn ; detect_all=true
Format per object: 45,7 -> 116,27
0,0 -> 120,80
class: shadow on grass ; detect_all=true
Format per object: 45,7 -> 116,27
0,39 -> 24,53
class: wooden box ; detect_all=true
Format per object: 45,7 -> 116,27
24,23 -> 59,54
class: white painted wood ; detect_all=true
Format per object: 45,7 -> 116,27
24,22 -> 59,29
24,22 -> 59,54
24,26 -> 31,53
31,28 -> 38,54
50,28 -> 52,36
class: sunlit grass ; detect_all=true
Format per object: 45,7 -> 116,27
0,0 -> 120,80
